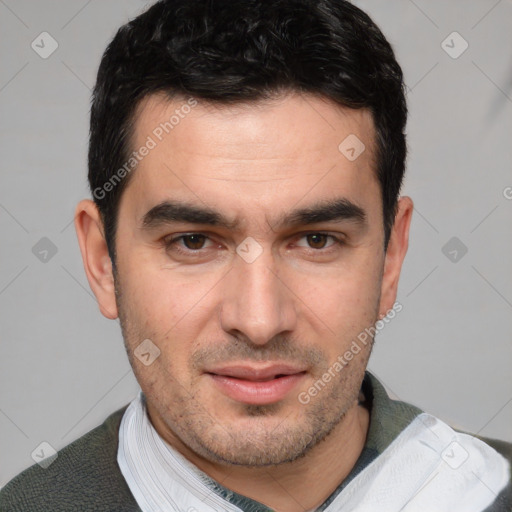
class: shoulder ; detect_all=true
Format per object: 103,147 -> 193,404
462,432 -> 512,511
474,434 -> 512,466
0,405 -> 140,512
364,372 -> 511,509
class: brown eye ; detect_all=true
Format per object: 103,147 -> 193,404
306,233 -> 329,249
181,234 -> 207,250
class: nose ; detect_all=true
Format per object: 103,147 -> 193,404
219,247 -> 297,346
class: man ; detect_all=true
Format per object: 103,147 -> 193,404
1,0 -> 510,510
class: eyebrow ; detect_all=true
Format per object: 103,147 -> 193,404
140,198 -> 367,231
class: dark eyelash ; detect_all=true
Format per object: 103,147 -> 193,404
163,234 -> 208,254
302,233 -> 345,247
163,232 -> 345,254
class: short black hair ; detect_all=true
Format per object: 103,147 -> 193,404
88,0 -> 407,269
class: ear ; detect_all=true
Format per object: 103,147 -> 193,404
378,196 -> 413,317
74,199 -> 118,320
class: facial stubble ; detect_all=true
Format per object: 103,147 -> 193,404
114,273 -> 374,467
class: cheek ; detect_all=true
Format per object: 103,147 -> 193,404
301,252 -> 382,348
121,257 -> 207,329
118,265 -> 212,371
299,248 -> 382,307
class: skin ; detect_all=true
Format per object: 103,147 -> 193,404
75,91 -> 413,512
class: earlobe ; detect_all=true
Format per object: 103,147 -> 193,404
378,196 -> 413,317
74,199 -> 119,320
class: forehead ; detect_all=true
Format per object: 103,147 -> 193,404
121,91 -> 379,229
131,91 -> 375,161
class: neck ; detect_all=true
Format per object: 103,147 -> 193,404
152,400 -> 370,512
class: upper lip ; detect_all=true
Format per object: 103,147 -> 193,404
206,364 -> 307,381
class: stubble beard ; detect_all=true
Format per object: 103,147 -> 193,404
161,370 -> 366,467
114,276 -> 373,468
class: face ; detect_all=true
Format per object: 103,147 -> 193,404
83,91 -> 408,467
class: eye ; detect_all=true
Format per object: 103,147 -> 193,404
163,233 -> 214,253
179,234 -> 208,250
295,233 -> 342,250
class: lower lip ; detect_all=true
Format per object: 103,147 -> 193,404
208,373 -> 306,405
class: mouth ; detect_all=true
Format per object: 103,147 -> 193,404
205,364 -> 307,405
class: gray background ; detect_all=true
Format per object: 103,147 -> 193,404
1,0 -> 511,487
